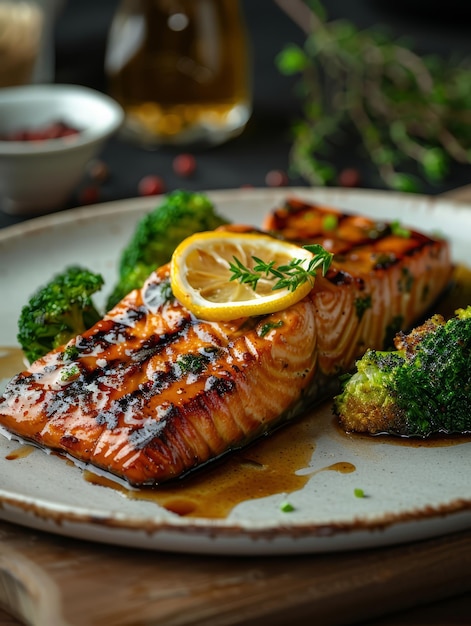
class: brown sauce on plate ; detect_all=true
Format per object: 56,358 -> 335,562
81,422 -> 358,519
5,444 -> 35,461
84,413 -> 320,519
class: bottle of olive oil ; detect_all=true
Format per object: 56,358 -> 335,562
105,0 -> 252,147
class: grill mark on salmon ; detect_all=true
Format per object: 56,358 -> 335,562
0,198 -> 453,486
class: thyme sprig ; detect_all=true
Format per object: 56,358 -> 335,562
229,243 -> 333,292
274,0 -> 471,192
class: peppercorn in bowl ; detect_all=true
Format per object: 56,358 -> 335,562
0,83 -> 124,216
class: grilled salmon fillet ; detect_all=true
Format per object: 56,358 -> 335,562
264,197 -> 453,374
0,198 -> 453,486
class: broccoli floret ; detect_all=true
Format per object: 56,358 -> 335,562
17,266 -> 104,364
106,190 -> 228,309
334,306 -> 471,437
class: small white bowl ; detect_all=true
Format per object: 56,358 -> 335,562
0,84 -> 124,216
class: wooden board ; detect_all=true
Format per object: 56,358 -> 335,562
0,520 -> 470,626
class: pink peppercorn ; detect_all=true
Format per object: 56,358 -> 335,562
338,167 -> 361,188
173,153 -> 197,178
79,185 -> 100,205
138,175 -> 167,196
265,169 -> 289,187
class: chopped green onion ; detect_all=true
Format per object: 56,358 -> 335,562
280,500 -> 295,512
390,220 -> 411,238
322,214 -> 338,231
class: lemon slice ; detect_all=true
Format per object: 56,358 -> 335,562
170,231 -> 317,321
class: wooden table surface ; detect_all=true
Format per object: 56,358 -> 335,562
0,186 -> 470,626
0,520 -> 470,626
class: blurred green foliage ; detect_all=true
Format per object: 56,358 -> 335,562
276,0 -> 471,191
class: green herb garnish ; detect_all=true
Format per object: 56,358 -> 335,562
177,353 -> 210,375
390,220 -> 411,238
61,364 -> 80,381
322,214 -> 338,231
280,501 -> 295,512
259,320 -> 284,337
229,244 -> 333,293
398,267 -> 414,294
354,294 -> 372,321
63,345 -> 79,361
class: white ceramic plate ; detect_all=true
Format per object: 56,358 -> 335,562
0,187 -> 470,555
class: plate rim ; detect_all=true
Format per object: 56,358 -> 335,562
2,185 -> 471,243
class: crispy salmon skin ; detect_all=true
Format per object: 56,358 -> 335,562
0,198 -> 453,486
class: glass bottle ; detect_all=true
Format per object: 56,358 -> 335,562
105,0 -> 252,148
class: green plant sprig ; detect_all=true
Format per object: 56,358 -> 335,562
229,243 -> 333,292
274,0 -> 471,192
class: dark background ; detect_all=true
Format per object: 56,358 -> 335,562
2,0 -> 471,228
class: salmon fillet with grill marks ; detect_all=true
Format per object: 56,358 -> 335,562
0,198 -> 453,486
264,197 -> 453,375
